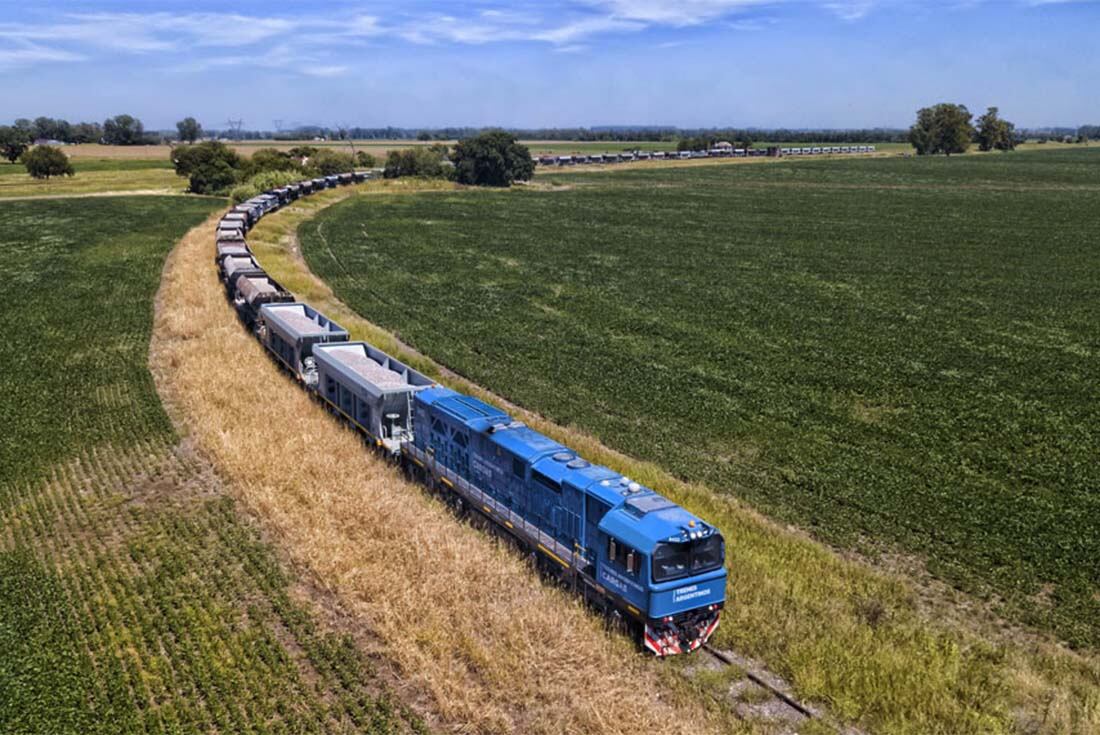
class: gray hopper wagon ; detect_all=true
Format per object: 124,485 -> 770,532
258,303 -> 349,387
220,254 -> 264,289
234,203 -> 263,226
311,177 -> 328,190
215,238 -> 251,263
233,274 -> 294,328
221,212 -> 250,231
298,180 -> 314,194
324,175 -> 340,188
287,184 -> 301,199
217,222 -> 245,240
338,173 -> 353,186
313,342 -> 435,454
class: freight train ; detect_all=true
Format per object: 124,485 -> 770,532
534,143 -> 878,166
214,172 -> 727,656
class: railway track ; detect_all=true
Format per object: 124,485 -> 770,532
702,644 -> 815,720
700,644 -> 868,734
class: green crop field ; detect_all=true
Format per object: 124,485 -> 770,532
0,198 -> 423,734
0,158 -> 172,176
300,149 -> 1100,651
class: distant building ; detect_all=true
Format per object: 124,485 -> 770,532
713,141 -> 733,151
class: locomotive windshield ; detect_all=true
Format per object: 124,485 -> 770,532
652,534 -> 725,583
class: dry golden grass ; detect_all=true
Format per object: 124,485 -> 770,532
150,207 -> 748,734
240,184 -> 1100,735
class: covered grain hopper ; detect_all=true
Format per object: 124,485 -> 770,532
233,274 -> 294,328
233,202 -> 263,226
258,303 -> 349,386
313,341 -> 436,454
222,212 -> 250,231
215,238 -> 251,263
220,254 -> 264,288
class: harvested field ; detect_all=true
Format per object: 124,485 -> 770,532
151,196 -> 747,734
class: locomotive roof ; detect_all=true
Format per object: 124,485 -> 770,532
418,387 -> 511,432
491,425 -> 564,462
599,492 -> 713,553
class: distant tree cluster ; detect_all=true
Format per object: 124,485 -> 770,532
169,141 -> 373,196
176,117 -> 203,144
908,104 -> 1032,155
975,107 -> 1017,152
909,103 -> 975,156
0,125 -> 31,162
383,145 -> 451,179
677,132 -> 754,151
2,114 -> 161,145
380,131 -> 534,187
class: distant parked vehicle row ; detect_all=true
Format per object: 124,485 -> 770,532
534,144 -> 877,167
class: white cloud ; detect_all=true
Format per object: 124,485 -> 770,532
533,15 -> 646,43
1,1 -> 1041,74
0,40 -> 85,70
579,0 -> 779,24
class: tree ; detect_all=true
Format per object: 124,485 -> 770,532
450,131 -> 533,187
103,114 -> 145,145
246,148 -> 301,177
0,125 -> 31,163
287,145 -> 319,162
975,107 -> 1016,152
355,151 -> 377,168
382,146 -> 450,179
32,117 -> 72,142
22,146 -> 74,180
176,117 -> 203,144
170,140 -> 242,194
306,149 -> 357,176
71,122 -> 103,144
908,103 -> 974,156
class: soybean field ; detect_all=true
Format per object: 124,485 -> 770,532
300,148 -> 1100,650
0,198 -> 422,734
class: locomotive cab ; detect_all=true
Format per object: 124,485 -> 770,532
594,487 -> 727,656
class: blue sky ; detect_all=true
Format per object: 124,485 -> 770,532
2,1 -> 1098,130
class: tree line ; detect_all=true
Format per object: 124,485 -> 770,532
0,114 -> 155,146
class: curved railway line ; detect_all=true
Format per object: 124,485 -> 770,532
210,171 -> 878,732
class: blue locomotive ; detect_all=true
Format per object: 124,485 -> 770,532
216,171 -> 727,656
